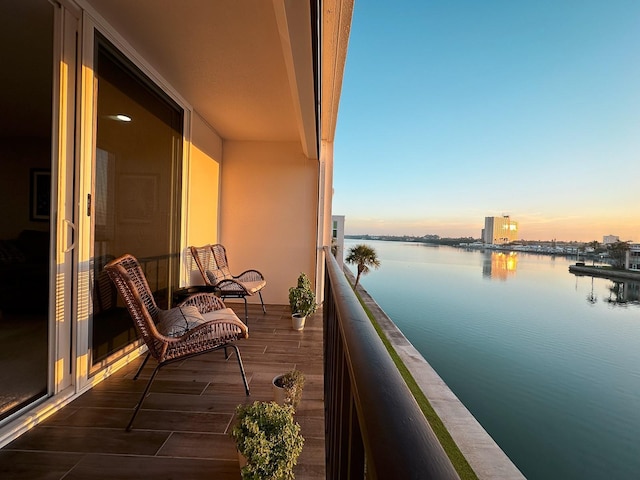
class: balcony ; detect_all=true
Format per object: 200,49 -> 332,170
0,304 -> 325,479
0,250 -> 516,479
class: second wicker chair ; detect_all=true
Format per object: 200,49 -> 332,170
189,244 -> 267,324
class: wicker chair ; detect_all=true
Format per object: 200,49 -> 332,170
104,253 -> 250,431
189,244 -> 267,323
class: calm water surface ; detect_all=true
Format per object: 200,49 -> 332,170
344,239 -> 640,480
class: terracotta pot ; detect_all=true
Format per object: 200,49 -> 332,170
237,450 -> 247,468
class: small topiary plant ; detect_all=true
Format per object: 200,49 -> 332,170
231,401 -> 304,480
288,272 -> 317,317
273,369 -> 306,409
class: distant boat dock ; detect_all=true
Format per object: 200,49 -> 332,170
569,264 -> 640,281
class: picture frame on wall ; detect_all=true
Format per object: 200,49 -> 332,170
30,169 -> 51,222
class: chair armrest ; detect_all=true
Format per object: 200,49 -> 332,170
178,292 -> 226,313
235,269 -> 265,282
215,278 -> 250,294
164,317 -> 249,359
185,317 -> 248,340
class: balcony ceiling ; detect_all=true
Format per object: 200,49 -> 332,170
85,0 -> 310,144
3,1 -> 355,155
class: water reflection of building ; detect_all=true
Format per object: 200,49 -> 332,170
482,251 -> 518,280
608,279 -> 640,305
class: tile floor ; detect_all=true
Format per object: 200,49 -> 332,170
0,304 -> 325,479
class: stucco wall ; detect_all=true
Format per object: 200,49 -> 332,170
220,140 -> 318,305
186,114 -> 223,284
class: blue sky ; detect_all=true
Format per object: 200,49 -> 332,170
332,1 -> 640,242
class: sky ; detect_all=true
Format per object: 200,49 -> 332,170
332,1 -> 640,242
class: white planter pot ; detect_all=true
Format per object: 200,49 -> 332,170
292,314 -> 306,331
272,374 -> 286,405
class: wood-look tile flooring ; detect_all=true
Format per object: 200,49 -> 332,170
0,304 -> 325,480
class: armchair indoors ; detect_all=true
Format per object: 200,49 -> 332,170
189,244 -> 267,323
104,253 -> 250,431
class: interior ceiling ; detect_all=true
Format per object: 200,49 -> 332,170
85,0 -> 300,142
0,0 -> 54,139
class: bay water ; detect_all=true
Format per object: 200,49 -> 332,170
343,239 -> 640,480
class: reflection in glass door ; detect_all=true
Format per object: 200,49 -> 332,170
91,33 -> 183,367
0,0 -> 53,421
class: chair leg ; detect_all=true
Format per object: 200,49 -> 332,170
258,291 -> 266,314
242,296 -> 248,325
221,293 -> 249,324
126,363 -> 162,432
229,343 -> 250,396
133,352 -> 151,380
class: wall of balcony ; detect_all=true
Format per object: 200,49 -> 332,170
220,140 -> 319,305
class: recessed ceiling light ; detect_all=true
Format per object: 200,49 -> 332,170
115,114 -> 132,122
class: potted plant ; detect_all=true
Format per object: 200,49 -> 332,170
288,272 -> 317,330
231,401 -> 304,480
272,369 -> 305,409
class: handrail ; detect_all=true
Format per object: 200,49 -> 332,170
323,247 -> 460,479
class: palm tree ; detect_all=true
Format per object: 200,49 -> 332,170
345,244 -> 381,287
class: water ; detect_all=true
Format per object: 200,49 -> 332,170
343,239 -> 640,480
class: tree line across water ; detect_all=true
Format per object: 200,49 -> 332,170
345,235 -> 633,270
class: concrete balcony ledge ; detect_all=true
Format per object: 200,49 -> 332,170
344,268 -> 525,480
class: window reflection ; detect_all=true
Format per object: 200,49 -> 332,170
91,33 -> 183,367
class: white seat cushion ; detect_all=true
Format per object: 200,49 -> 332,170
239,280 -> 266,294
208,276 -> 265,295
201,307 -> 241,324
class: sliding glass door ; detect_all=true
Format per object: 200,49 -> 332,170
0,0 -> 53,421
90,33 -> 184,367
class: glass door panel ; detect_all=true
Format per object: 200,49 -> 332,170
91,33 -> 183,366
0,0 -> 53,421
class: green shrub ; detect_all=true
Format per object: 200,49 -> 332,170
231,401 -> 304,480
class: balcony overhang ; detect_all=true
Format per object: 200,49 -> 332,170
81,0 -> 334,159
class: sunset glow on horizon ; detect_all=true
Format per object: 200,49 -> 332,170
343,216 -> 637,243
333,1 -> 640,243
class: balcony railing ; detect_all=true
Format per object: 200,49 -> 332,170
323,247 -> 460,479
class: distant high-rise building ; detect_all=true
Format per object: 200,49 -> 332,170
483,216 -> 518,245
332,215 -> 345,262
603,235 -> 619,245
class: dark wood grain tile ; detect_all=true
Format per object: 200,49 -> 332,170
0,450 -> 83,480
157,431 -> 237,459
6,426 -> 169,455
64,454 -> 239,480
92,377 -> 210,395
44,407 -> 233,433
